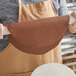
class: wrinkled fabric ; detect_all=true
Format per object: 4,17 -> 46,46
6,15 -> 69,55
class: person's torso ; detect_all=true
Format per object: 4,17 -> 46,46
0,0 -> 62,76
0,0 -> 49,51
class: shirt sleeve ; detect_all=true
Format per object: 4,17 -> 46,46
58,0 -> 69,16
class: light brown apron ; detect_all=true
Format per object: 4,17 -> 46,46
0,0 -> 62,76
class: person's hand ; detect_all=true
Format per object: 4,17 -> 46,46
69,12 -> 76,33
0,23 -> 3,39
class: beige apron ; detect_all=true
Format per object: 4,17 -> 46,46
0,0 -> 62,76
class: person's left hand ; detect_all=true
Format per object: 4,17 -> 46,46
69,12 -> 76,33
0,23 -> 3,39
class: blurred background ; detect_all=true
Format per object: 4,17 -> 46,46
62,0 -> 76,73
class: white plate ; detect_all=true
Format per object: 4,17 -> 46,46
31,63 -> 76,76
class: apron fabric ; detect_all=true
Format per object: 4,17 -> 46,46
0,0 -> 62,76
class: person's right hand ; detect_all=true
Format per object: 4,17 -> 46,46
69,12 -> 76,33
0,23 -> 3,39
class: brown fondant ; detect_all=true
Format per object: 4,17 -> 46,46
6,15 -> 69,55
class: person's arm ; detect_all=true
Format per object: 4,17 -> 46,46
52,0 -> 74,36
58,0 -> 76,34
58,0 -> 76,35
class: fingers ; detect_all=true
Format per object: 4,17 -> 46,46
71,12 -> 76,19
0,23 -> 3,39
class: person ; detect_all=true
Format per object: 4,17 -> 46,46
0,0 -> 76,76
